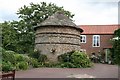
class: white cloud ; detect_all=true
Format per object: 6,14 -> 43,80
0,0 -> 118,25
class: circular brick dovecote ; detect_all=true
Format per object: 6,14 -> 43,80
34,12 -> 83,62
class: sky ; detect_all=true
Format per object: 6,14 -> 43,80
0,0 -> 119,25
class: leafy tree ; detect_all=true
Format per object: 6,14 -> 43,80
2,2 -> 74,54
2,21 -> 18,51
13,20 -> 35,54
17,2 -> 74,26
112,29 -> 120,65
1,20 -> 34,54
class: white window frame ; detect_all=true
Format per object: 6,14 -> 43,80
80,35 -> 86,43
92,35 -> 100,47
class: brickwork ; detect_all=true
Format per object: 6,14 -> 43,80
81,34 -> 113,55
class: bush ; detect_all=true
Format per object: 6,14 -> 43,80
28,49 -> 47,63
24,55 -> 31,61
29,58 -> 39,68
71,51 -> 93,68
15,54 -> 25,62
112,28 -> 120,65
0,47 -> 4,56
2,50 -> 16,64
28,49 -> 40,59
16,54 -> 30,63
58,51 -> 93,68
43,62 -> 60,67
16,61 -> 28,70
1,48 -> 41,72
58,51 -> 74,62
2,61 -> 14,72
0,63 -> 1,71
60,62 -> 75,68
38,54 -> 47,62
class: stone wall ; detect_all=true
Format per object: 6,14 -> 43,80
35,44 -> 81,61
35,26 -> 80,35
35,26 -> 81,61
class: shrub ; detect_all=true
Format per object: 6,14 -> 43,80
2,61 -> 14,72
58,51 -> 74,62
2,50 -> 16,64
38,54 -> 47,62
0,47 -> 4,56
23,55 -> 30,63
60,62 -> 75,68
15,54 -> 25,62
58,51 -> 93,68
28,49 -> 40,59
71,51 -> 93,68
44,62 -> 60,67
112,29 -> 120,65
29,58 -> 39,68
17,61 -> 28,70
16,54 -> 30,63
0,63 -> 1,71
1,48 -> 41,71
28,49 -> 47,63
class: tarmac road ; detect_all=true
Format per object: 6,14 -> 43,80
15,63 -> 118,78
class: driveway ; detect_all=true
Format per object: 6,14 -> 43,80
15,63 -> 118,78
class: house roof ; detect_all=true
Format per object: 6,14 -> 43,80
79,25 -> 119,34
35,12 -> 83,32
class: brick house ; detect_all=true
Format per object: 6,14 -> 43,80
79,25 -> 119,62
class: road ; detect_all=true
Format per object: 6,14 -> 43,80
15,63 -> 118,78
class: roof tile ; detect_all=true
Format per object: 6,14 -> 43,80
80,25 -> 119,34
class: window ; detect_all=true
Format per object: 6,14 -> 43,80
92,35 -> 100,47
80,35 -> 86,43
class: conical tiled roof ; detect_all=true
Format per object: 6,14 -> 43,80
35,12 -> 83,32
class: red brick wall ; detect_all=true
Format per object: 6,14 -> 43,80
81,34 -> 113,55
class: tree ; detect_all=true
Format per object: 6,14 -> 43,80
1,21 -> 18,51
2,2 -> 74,54
112,28 -> 120,65
17,2 -> 74,27
17,2 -> 74,54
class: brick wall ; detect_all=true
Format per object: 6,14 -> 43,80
81,34 -> 113,55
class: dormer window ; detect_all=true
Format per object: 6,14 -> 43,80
80,35 -> 86,43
